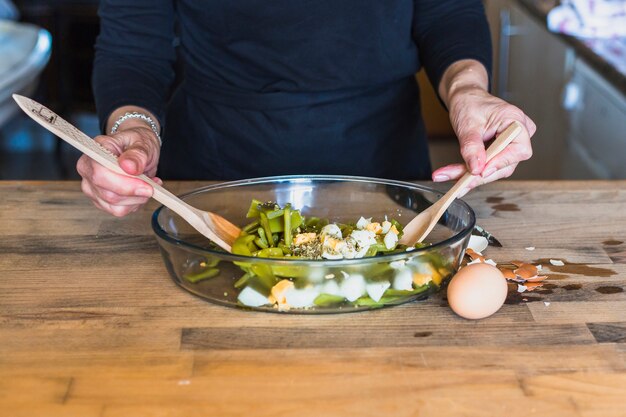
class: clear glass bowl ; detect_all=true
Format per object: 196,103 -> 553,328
152,175 -> 475,314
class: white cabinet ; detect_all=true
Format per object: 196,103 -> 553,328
561,58 -> 626,179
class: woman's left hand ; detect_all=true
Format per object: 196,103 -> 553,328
432,60 -> 537,190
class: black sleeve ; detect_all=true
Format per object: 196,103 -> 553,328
92,0 -> 176,133
413,0 -> 492,96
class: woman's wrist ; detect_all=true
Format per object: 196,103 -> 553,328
438,59 -> 489,109
106,106 -> 162,145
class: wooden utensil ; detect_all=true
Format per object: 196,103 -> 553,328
398,121 -> 523,246
12,94 -> 241,252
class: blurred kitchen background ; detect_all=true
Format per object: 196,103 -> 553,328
0,0 -> 624,180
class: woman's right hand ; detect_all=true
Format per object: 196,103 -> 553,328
76,125 -> 162,217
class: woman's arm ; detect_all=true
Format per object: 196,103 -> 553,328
78,0 -> 175,217
105,106 -> 160,138
93,0 -> 176,132
413,0 -> 535,187
434,59 -> 535,186
413,0 -> 492,103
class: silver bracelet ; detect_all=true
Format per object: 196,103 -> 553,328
110,111 -> 162,146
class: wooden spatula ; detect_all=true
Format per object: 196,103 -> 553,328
398,121 -> 523,246
13,94 -> 241,252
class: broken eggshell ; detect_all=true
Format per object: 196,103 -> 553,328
467,235 -> 489,254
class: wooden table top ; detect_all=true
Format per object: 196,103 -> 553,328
1,180 -> 625,417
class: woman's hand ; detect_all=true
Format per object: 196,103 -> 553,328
433,60 -> 536,191
76,116 -> 162,217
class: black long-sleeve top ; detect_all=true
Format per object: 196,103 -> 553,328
93,0 -> 491,180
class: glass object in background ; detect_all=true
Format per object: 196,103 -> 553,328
0,0 -> 18,20
1,1 -> 99,180
0,19 -> 50,130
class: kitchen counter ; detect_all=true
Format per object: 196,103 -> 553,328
1,180 -> 625,416
516,0 -> 626,97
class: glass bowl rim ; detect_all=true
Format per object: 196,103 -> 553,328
151,174 -> 476,265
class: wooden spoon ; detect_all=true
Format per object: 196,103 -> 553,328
398,121 -> 523,246
13,94 -> 241,252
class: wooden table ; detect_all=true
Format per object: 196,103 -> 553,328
1,180 -> 625,417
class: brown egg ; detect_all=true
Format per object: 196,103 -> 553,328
447,263 -> 508,319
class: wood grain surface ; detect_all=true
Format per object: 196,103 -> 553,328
0,180 -> 625,417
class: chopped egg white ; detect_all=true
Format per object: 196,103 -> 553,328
366,281 -> 391,302
320,224 -> 342,239
350,230 -> 377,248
307,268 -> 326,283
392,267 -> 413,291
284,286 -> 319,308
381,220 -> 392,234
353,245 -> 369,258
407,259 -> 435,275
237,286 -> 271,307
356,216 -> 371,229
321,280 -> 342,296
340,273 -> 366,302
383,230 -> 398,250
